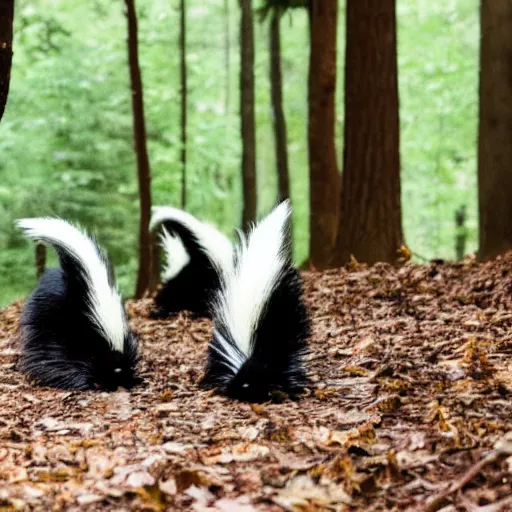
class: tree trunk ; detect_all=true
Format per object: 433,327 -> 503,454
180,0 -> 187,209
125,0 -> 152,298
308,0 -> 339,269
455,205 -> 467,261
0,0 -> 14,122
35,241 -> 46,279
270,11 -> 290,204
240,0 -> 257,229
477,1 -> 512,261
333,0 -> 403,266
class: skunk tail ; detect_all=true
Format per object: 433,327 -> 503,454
150,206 -> 233,277
201,200 -> 310,403
159,227 -> 191,282
16,218 -> 128,353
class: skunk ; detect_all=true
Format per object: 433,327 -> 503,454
16,218 -> 140,391
200,200 -> 311,403
149,207 -> 234,318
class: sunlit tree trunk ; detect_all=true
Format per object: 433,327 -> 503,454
308,0 -> 339,269
270,11 -> 290,204
0,0 -> 14,122
478,1 -> 512,261
333,0 -> 403,265
125,0 -> 153,297
240,0 -> 257,228
179,0 -> 187,209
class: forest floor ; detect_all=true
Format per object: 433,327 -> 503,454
1,256 -> 512,512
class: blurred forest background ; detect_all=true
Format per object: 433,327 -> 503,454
0,0 -> 478,305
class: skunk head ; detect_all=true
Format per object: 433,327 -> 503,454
89,333 -> 141,390
201,201 -> 311,403
224,359 -> 280,403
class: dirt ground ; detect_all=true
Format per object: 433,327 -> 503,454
1,255 -> 512,511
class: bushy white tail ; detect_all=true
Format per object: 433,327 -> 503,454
17,218 -> 127,352
159,227 -> 191,281
150,206 -> 233,275
213,200 -> 291,363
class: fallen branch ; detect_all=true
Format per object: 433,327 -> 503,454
460,491 -> 512,512
426,432 -> 512,512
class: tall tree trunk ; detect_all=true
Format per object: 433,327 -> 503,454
477,1 -> 512,261
0,0 -> 14,122
308,0 -> 339,269
35,241 -> 46,280
180,0 -> 187,209
125,0 -> 152,298
333,0 -> 403,266
224,0 -> 231,116
270,11 -> 290,204
240,0 -> 257,229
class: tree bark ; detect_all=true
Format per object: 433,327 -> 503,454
35,241 -> 46,280
333,0 -> 403,266
270,11 -> 290,204
125,0 -> 152,298
308,0 -> 339,269
0,0 -> 14,122
180,0 -> 187,209
477,1 -> 512,261
240,0 -> 257,229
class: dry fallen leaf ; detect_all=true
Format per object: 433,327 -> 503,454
274,475 -> 352,510
126,470 -> 156,488
2,258 -> 512,511
202,443 -> 270,465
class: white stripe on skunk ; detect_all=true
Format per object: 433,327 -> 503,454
201,200 -> 311,403
215,201 -> 290,358
159,227 -> 191,282
150,206 -> 233,276
149,207 -> 234,318
17,218 -> 127,352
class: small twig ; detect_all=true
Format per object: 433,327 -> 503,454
427,339 -> 455,363
459,491 -> 512,512
425,450 -> 500,512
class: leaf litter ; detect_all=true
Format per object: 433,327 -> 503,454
0,254 -> 511,510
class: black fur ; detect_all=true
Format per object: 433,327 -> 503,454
200,206 -> 311,403
18,235 -> 140,391
151,220 -> 229,319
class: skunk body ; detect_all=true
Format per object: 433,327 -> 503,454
17,218 -> 140,391
149,207 -> 234,318
200,200 -> 310,403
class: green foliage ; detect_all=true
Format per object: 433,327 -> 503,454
398,0 -> 478,261
0,0 -> 479,306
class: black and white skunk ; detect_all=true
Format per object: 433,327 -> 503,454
16,218 -> 140,391
200,200 -> 311,403
149,207 -> 234,318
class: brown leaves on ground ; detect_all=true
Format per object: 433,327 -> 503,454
1,253 -> 512,510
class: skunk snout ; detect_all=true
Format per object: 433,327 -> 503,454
224,362 -> 276,403
94,366 -> 141,391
